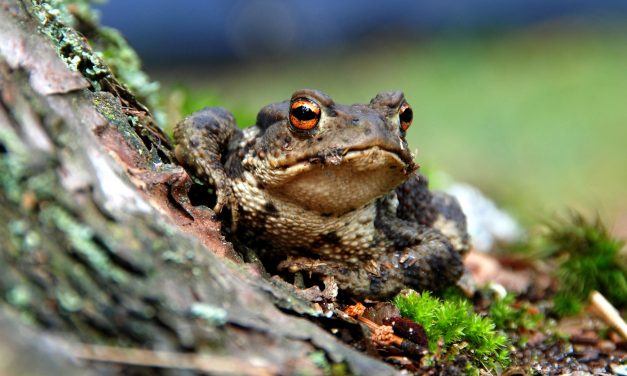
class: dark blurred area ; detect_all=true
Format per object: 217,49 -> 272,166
95,0 -> 627,66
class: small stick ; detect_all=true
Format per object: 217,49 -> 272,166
343,305 -> 426,357
589,290 -> 627,340
69,343 -> 276,376
343,304 -> 403,346
357,315 -> 404,347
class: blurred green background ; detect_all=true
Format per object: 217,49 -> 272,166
96,1 -> 627,229
154,29 -> 627,227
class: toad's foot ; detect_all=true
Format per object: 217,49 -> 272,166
387,228 -> 465,293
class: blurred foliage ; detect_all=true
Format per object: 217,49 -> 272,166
163,28 -> 627,223
95,27 -> 164,124
163,87 -> 257,137
538,214 -> 627,316
393,290 -> 510,373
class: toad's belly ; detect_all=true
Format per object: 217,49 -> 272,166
233,179 -> 388,263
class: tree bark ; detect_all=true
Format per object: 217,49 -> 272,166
0,1 -> 397,374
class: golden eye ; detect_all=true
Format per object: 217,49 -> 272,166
289,98 -> 321,131
399,102 -> 413,131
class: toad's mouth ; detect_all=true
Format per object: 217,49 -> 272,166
272,144 -> 417,173
266,147 -> 418,215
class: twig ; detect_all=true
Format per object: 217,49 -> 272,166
589,290 -> 627,340
343,304 -> 426,357
68,343 -> 276,376
343,303 -> 403,346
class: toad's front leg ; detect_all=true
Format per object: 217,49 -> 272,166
174,107 -> 243,221
374,193 -> 466,294
379,226 -> 465,294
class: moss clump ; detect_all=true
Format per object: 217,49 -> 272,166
489,293 -> 543,333
487,292 -> 547,348
539,214 -> 627,317
393,290 -> 510,373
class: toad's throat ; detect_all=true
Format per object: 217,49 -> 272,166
267,148 -> 416,215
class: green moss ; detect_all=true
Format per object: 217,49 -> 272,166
540,214 -> 626,316
553,294 -> 584,318
393,290 -> 510,373
488,293 -> 544,348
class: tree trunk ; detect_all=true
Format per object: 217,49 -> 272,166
0,1 -> 396,374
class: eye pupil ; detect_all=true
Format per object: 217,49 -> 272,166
400,107 -> 413,123
294,105 -> 316,121
289,97 -> 321,131
399,102 -> 413,131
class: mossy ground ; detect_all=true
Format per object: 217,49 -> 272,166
387,214 -> 625,374
536,214 -> 626,317
393,290 -> 510,374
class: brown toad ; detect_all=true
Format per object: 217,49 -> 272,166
174,89 -> 469,299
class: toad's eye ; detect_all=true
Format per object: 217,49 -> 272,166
289,98 -> 321,131
399,102 -> 413,131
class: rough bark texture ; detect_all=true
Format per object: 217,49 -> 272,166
0,1 -> 397,374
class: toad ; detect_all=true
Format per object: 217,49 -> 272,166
174,89 -> 469,299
